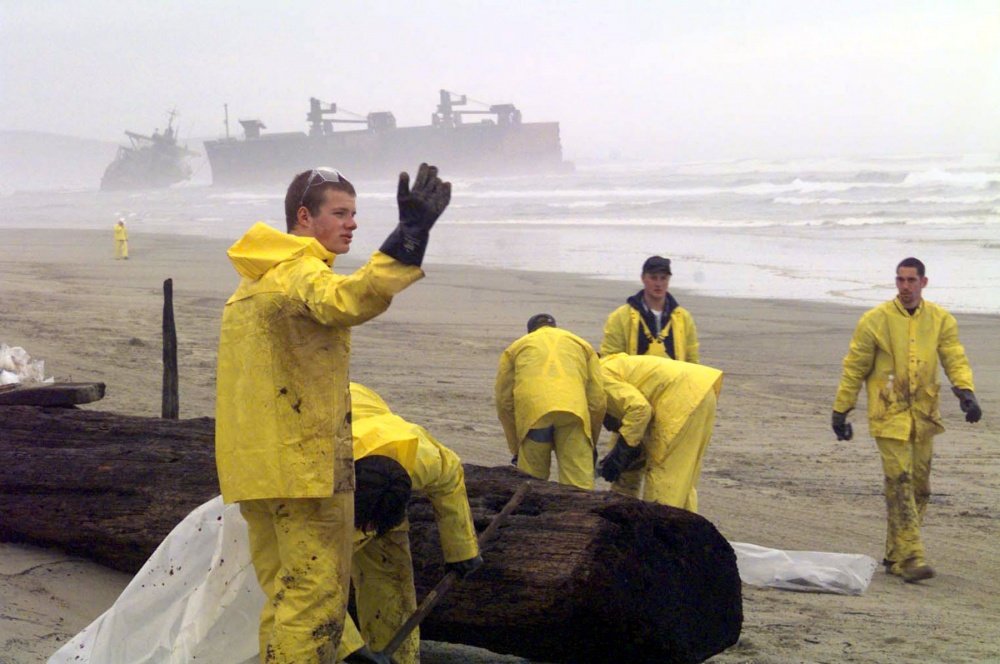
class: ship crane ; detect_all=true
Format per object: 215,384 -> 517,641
433,89 -> 522,128
307,98 -> 397,135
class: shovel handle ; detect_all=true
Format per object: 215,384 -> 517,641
380,480 -> 532,657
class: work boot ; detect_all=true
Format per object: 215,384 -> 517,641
891,558 -> 935,583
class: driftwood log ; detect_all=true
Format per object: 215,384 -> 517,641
0,406 -> 741,663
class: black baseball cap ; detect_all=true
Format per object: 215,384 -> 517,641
642,255 -> 672,275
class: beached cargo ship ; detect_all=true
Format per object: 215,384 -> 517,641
100,110 -> 197,191
203,90 -> 570,185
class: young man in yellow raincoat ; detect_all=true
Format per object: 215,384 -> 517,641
113,218 -> 129,259
597,353 -> 723,512
494,314 -> 606,489
832,257 -> 982,583
340,382 -> 481,664
600,256 -> 699,362
215,164 -> 450,664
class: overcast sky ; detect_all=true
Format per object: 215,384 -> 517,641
2,1 -> 997,162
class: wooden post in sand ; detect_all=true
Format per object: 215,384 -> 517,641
162,278 -> 179,419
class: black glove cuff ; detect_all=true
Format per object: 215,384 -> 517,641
380,226 -> 429,267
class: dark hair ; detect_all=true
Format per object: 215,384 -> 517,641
284,169 -> 356,231
526,313 -> 556,333
896,257 -> 925,277
354,455 -> 412,537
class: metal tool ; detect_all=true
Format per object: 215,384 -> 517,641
379,480 -> 532,658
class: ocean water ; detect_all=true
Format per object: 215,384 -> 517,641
3,153 -> 999,314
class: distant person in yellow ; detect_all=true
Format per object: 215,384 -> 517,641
601,255 -> 699,362
113,218 -> 129,259
214,164 -> 451,664
495,314 -> 606,490
597,353 -> 722,512
337,382 -> 480,664
832,257 -> 982,583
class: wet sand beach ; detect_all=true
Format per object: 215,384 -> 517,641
1,229 -> 998,663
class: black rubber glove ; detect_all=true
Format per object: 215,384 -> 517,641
603,413 -> 622,433
445,554 -> 483,578
343,644 -> 395,664
597,438 -> 642,483
510,454 -> 518,466
832,410 -> 853,441
379,163 -> 451,266
952,387 -> 982,423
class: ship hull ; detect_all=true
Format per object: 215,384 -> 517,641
203,121 -> 570,186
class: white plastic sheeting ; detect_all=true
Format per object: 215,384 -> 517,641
732,542 -> 878,595
48,497 -> 262,664
50,500 -> 880,663
0,343 -> 53,385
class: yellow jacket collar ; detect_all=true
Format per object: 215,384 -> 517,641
227,222 -> 336,280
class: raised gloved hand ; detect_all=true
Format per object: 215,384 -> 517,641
445,554 -> 483,578
831,410 -> 853,441
952,387 -> 982,423
379,163 -> 451,266
343,644 -> 396,664
597,438 -> 642,483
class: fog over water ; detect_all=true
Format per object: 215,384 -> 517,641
2,1 -> 998,162
2,2 -> 998,313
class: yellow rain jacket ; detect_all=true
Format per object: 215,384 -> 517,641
215,222 -> 422,504
599,353 -> 722,463
113,223 -> 128,241
601,295 -> 699,362
495,326 -> 606,456
834,297 -> 975,441
350,382 -> 479,562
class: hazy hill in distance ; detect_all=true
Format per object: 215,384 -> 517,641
0,131 -> 121,194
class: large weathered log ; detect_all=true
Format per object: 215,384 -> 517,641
0,406 -> 741,663
0,405 -> 218,571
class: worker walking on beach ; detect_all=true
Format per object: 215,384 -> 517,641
597,353 -> 722,511
340,382 -> 481,664
214,164 -> 451,663
601,255 -> 699,362
495,314 -> 606,489
113,218 -> 129,259
832,257 -> 982,583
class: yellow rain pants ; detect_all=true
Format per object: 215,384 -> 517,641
877,430 -> 933,569
241,493 -> 354,664
517,410 -> 596,489
610,391 -> 716,511
339,527 -> 419,664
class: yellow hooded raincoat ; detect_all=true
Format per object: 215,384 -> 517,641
215,222 -> 423,504
600,302 -> 699,362
833,298 -> 974,441
495,326 -> 606,488
600,353 -> 722,510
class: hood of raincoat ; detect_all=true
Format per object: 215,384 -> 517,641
227,222 -> 335,281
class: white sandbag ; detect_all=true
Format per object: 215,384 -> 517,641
731,541 -> 878,595
48,497 -> 263,664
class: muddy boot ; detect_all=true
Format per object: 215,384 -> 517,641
895,558 -> 935,583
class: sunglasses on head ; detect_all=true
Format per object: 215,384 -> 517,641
298,167 -> 344,209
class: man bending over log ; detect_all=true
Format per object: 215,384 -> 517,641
597,353 -> 723,512
215,165 -> 450,664
341,382 -> 481,664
